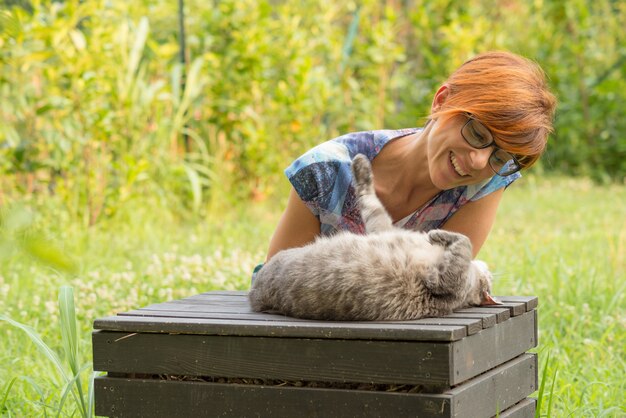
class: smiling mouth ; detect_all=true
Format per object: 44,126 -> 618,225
450,152 -> 469,177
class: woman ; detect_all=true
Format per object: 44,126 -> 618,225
264,51 -> 556,265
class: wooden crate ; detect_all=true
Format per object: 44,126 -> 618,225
92,292 -> 539,418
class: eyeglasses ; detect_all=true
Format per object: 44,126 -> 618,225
460,115 -> 522,177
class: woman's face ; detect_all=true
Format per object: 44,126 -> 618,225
425,114 -> 496,190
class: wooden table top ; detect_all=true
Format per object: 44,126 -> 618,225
93,291 -> 538,342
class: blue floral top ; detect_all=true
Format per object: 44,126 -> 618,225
285,128 -> 520,235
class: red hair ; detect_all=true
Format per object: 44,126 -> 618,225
431,51 -> 557,168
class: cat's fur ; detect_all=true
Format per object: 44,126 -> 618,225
248,154 -> 496,321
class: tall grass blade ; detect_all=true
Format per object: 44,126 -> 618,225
171,63 -> 183,107
0,315 -> 67,383
55,363 -> 92,418
171,57 -> 206,138
20,376 -> 51,418
87,371 -> 99,418
183,163 -> 203,213
535,352 -> 550,418
59,286 -> 78,375
125,17 -> 149,94
58,286 -> 87,417
0,377 -> 17,412
546,366 -> 558,417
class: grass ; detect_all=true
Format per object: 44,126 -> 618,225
0,175 -> 625,416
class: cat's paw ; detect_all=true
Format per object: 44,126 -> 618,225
427,229 -> 468,248
351,154 -> 373,189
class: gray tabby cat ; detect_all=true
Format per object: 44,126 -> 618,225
249,154 -> 500,321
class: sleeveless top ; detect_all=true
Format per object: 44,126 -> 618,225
285,128 -> 521,235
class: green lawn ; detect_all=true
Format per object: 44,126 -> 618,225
1,175 -> 625,416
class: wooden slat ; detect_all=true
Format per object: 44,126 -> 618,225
95,376 -> 452,418
444,312 -> 496,329
174,297 -> 251,305
133,301 -> 484,335
135,294 -> 535,317
185,292 -> 539,312
150,299 -> 252,307
121,310 -> 484,335
93,311 -> 535,387
122,292 -> 532,323
447,354 -> 537,417
93,332 -> 452,387
499,398 -> 536,418
121,310 -> 310,322
454,307 -> 510,323
484,301 -> 526,317
93,315 -> 467,341
396,317 -> 483,335
533,310 -> 538,353
183,295 -> 248,302
496,296 -> 539,312
136,302 -> 253,313
94,354 -> 536,418
450,311 -> 536,385
187,292 -> 539,312
193,290 -> 247,297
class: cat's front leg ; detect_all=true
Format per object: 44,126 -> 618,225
424,230 -> 473,297
427,229 -> 467,248
351,154 -> 393,233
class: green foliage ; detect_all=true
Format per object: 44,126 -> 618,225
0,286 -> 95,417
518,0 -> 626,183
0,177 -> 624,415
482,176 -> 626,416
0,0 -> 623,225
535,353 -> 558,418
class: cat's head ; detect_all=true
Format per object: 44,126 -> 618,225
463,260 -> 501,307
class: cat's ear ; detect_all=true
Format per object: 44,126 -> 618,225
480,291 -> 502,306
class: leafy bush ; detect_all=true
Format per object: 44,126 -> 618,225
0,0 -> 624,222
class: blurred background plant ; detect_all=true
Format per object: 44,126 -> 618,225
0,0 -> 624,226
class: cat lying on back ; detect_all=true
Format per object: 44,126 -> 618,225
249,154 -> 500,321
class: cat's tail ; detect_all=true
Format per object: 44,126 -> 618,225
351,154 -> 393,233
248,284 -> 266,312
248,265 -> 275,312
248,256 -> 292,314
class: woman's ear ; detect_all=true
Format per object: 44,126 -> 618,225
431,84 -> 450,113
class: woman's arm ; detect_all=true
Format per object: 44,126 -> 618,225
267,182 -> 504,260
266,187 -> 321,261
441,188 -> 504,257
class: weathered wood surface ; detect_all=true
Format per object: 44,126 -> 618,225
499,399 -> 536,418
451,310 -> 536,384
94,354 -> 536,418
122,305 -> 485,335
93,292 -> 539,417
92,310 -> 535,387
93,316 -> 468,341
93,332 -> 450,386
93,292 -> 537,342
